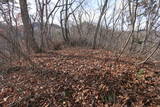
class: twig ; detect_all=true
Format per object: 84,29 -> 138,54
136,41 -> 160,65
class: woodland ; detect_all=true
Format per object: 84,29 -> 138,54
0,0 -> 160,106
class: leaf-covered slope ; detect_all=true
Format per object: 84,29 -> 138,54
0,48 -> 160,106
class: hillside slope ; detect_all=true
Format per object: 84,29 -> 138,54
0,48 -> 160,106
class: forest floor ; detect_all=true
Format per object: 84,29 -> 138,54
0,48 -> 160,107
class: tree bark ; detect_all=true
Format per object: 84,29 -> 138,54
19,0 -> 41,53
92,0 -> 108,49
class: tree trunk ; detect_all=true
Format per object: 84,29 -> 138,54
64,0 -> 70,42
19,0 -> 41,53
92,0 -> 108,49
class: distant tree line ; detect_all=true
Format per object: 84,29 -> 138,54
0,0 -> 160,65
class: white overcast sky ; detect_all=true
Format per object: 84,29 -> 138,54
14,0 -> 122,25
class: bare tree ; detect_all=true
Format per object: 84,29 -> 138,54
119,0 -> 138,57
60,0 -> 85,43
19,0 -> 41,53
0,0 -> 23,60
92,0 -> 108,49
140,0 -> 160,54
